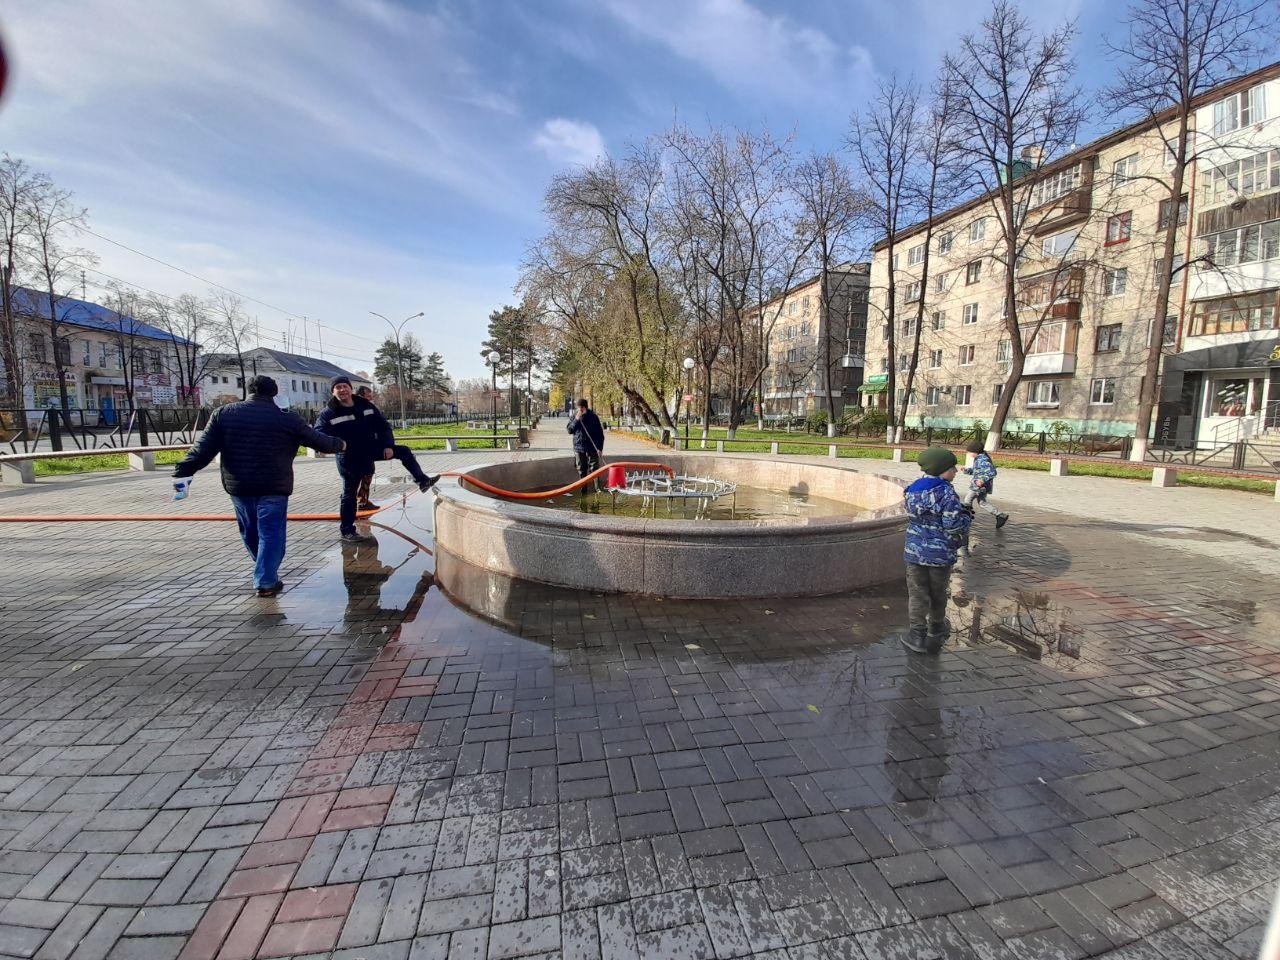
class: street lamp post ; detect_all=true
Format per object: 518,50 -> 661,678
682,356 -> 695,449
370,310 -> 423,428
487,350 -> 502,449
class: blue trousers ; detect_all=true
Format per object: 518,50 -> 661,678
230,495 -> 289,589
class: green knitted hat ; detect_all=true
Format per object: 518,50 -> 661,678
918,447 -> 958,477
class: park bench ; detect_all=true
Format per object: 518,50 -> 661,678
0,444 -> 192,484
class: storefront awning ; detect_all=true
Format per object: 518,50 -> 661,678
858,381 -> 887,394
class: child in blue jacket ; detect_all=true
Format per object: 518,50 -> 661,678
961,440 -> 1009,533
903,447 -> 973,654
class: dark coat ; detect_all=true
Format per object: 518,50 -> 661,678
903,476 -> 972,567
172,396 -> 342,497
567,409 -> 605,455
314,395 -> 394,472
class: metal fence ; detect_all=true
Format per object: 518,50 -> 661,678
0,407 -> 211,453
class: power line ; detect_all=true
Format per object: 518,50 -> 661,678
69,223 -> 384,346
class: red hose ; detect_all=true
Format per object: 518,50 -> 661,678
0,461 -> 673,522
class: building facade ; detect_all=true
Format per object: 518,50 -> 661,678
200,347 -> 371,411
760,265 -> 869,418
4,288 -> 197,415
865,62 -> 1280,446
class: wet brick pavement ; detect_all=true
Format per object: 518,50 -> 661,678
0,438 -> 1278,959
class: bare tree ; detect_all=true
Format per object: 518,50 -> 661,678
208,292 -> 252,401
850,79 -> 920,442
26,178 -> 95,415
100,284 -> 147,408
0,155 -> 46,413
1104,0 -> 1268,459
942,0 -> 1084,450
790,152 -> 863,436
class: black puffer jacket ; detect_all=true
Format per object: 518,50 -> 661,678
172,396 -> 343,497
314,395 -> 393,470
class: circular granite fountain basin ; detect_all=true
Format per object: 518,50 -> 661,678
432,455 -> 907,599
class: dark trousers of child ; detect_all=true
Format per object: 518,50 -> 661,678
906,563 -> 952,636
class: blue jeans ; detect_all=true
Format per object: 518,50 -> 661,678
231,495 -> 289,589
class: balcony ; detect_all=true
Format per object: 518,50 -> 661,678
1023,352 -> 1077,376
1031,188 -> 1092,236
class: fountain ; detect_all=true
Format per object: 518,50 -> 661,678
432,455 -> 908,598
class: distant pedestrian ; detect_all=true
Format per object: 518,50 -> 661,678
567,398 -> 605,480
902,446 -> 973,654
960,440 -> 1009,548
315,376 -> 438,543
171,375 -> 345,597
354,385 -> 378,511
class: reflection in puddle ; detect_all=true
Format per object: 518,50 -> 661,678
953,589 -> 1084,662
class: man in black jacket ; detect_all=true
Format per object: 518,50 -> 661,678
314,376 -> 438,542
567,398 -> 605,479
172,375 -> 345,596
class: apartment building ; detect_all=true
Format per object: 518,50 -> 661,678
760,264 -> 869,418
866,62 -> 1280,445
1161,68 -> 1280,447
5,287 -> 197,413
200,347 -> 371,410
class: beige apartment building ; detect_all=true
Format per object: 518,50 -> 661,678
866,62 -> 1280,446
759,264 -> 869,419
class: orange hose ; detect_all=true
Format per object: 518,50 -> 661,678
439,461 -> 672,501
0,461 -> 674,521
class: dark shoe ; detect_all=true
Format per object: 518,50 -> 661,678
340,531 -> 370,543
255,581 -> 284,597
901,627 -> 935,654
995,513 -> 1009,529
929,618 -> 952,643
357,500 -> 378,512
418,476 -> 439,493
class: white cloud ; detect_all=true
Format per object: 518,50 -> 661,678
600,0 -> 875,105
533,118 -> 606,167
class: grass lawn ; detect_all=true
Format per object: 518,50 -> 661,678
394,422 -> 519,451
33,450 -> 187,476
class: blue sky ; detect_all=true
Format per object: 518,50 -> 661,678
2,0 -> 1118,381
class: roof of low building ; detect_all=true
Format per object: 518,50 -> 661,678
207,346 -> 370,383
12,287 -> 197,346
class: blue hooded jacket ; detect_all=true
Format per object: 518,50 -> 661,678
904,476 -> 972,566
963,451 -> 997,494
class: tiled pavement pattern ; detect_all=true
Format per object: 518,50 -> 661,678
1,436 -> 1278,959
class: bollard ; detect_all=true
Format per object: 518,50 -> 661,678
716,440 -> 724,453
1,460 -> 35,484
1049,458 -> 1069,477
1151,466 -> 1177,487
770,441 -> 779,455
1274,479 -> 1279,502
892,448 -> 905,462
127,451 -> 156,472
828,444 -> 838,459
964,451 -> 977,469
445,438 -> 458,452
505,438 -> 516,451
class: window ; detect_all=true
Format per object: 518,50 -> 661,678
1031,165 -> 1081,207
1112,154 -> 1138,182
1155,253 -> 1186,280
81,339 -> 91,365
929,349 -> 943,368
99,342 -> 109,367
1163,314 -> 1177,347
291,379 -> 297,391
1027,380 -> 1061,407
962,303 -> 979,325
1104,267 -> 1128,297
1189,291 -> 1279,336
931,311 -> 946,331
1199,149 -> 1280,205
1095,323 -> 1123,352
892,253 -> 900,270
969,219 -> 986,242
907,243 -> 925,266
27,333 -> 46,362
992,382 -> 1005,405
996,339 -> 1012,364
1204,377 -> 1263,417
882,323 -> 890,341
938,232 -> 953,254
1204,219 -> 1280,267
879,358 -> 889,373
800,321 -> 810,337
902,280 -> 922,303
1105,211 -> 1132,245
1041,229 -> 1078,257
1211,84 -> 1267,136
1158,194 -> 1188,229
925,385 -> 943,406
1025,321 -> 1071,355
54,338 -> 71,366
965,261 -> 981,284
933,272 -> 948,294
1089,377 -> 1116,405
955,384 -> 972,406
802,296 -> 810,312
788,301 -> 797,316
958,345 -> 975,365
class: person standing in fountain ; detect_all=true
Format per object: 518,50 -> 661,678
315,376 -> 439,543
902,447 -> 972,654
567,397 -> 605,481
